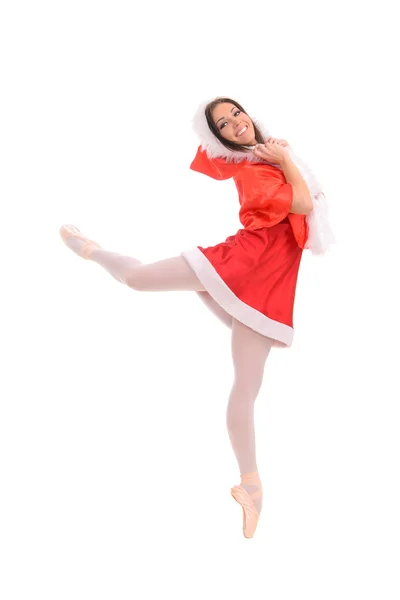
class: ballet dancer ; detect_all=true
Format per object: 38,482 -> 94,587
60,96 -> 333,538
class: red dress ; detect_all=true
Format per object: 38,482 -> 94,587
180,146 -> 309,348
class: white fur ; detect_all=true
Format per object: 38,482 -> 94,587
192,99 -> 335,255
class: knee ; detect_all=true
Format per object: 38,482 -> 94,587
231,377 -> 263,400
226,392 -> 256,430
226,384 -> 261,427
125,268 -> 142,290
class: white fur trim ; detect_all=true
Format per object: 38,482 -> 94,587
285,150 -> 336,255
192,99 -> 335,255
181,247 -> 292,348
305,192 -> 336,255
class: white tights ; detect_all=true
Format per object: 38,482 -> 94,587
72,241 -> 273,512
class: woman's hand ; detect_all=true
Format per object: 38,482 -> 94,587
253,141 -> 288,165
266,137 -> 289,147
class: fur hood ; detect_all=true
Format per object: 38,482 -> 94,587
192,99 -> 274,165
192,99 -> 335,255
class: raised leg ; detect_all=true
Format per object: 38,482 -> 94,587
121,255 -> 206,292
60,225 -> 206,292
226,317 -> 274,514
196,291 -> 233,329
91,249 -> 206,291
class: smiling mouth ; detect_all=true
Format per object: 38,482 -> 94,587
237,125 -> 248,137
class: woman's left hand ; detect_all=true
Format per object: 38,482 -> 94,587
266,137 -> 289,147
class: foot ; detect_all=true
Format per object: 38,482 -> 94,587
231,471 -> 263,538
240,482 -> 263,515
59,224 -> 101,260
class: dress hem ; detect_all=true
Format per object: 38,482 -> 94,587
180,247 -> 293,348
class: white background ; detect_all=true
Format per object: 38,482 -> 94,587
1,1 -> 399,598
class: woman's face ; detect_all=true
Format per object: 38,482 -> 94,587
211,102 -> 257,146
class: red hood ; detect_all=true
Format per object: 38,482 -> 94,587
190,146 -> 244,180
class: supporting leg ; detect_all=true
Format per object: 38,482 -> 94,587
226,317 -> 274,514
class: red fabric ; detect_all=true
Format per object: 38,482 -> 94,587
197,220 -> 303,328
190,146 -> 308,249
190,147 -> 241,180
234,163 -> 293,228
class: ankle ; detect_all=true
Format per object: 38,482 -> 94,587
240,471 -> 262,488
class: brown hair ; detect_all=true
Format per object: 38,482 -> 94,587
205,97 -> 265,153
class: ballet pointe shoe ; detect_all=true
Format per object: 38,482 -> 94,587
231,471 -> 262,539
59,224 -> 101,259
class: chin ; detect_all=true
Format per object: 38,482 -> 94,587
236,137 -> 253,146
236,131 -> 256,145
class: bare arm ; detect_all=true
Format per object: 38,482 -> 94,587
280,154 -> 313,215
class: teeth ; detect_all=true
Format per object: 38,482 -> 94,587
237,126 -> 247,136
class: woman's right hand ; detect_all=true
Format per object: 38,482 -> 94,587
253,141 -> 288,165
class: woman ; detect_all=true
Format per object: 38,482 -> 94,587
60,96 -> 333,539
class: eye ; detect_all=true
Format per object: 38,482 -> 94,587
219,109 -> 242,131
219,110 -> 241,130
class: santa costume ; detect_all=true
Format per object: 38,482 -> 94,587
180,101 -> 334,348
